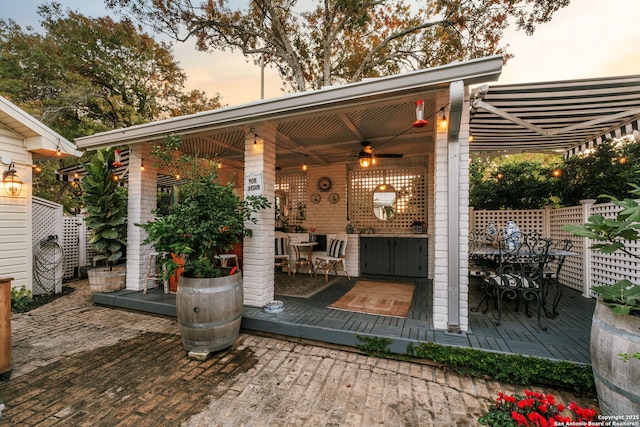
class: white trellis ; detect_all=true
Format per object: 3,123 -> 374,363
470,200 -> 640,297
32,197 -> 64,294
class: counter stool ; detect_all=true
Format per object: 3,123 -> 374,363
215,254 -> 240,272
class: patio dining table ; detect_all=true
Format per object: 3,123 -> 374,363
469,243 -> 579,326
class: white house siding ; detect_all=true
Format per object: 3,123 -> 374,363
0,127 -> 33,291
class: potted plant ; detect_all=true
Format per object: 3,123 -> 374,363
137,135 -> 269,359
81,148 -> 128,292
412,219 -> 425,234
563,184 -> 640,416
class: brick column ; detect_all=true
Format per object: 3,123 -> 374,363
242,123 -> 276,307
125,143 -> 157,290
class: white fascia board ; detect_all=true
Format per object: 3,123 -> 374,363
0,96 -> 82,157
75,55 -> 503,150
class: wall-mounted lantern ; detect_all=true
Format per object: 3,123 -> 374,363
3,162 -> 22,197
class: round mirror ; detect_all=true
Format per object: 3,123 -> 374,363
373,184 -> 397,220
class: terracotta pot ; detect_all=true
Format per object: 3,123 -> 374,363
169,253 -> 185,293
590,302 -> 640,415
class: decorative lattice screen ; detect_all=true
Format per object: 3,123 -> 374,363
32,197 -> 64,295
62,216 -> 81,279
589,202 -> 640,295
276,174 -> 307,229
549,206 -> 584,292
349,167 -> 427,233
473,210 -> 545,237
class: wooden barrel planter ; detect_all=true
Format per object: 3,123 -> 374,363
590,302 -> 640,415
176,272 -> 243,358
87,267 -> 126,293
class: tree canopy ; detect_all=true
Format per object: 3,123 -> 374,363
0,2 -> 224,213
105,0 -> 570,92
0,2 -> 223,140
470,138 -> 640,210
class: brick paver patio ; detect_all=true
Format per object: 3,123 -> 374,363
1,280 -> 598,426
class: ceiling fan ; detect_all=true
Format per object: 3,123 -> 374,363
358,141 -> 403,168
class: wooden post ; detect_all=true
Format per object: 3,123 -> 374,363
0,277 -> 13,379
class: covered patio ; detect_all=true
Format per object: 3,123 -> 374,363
76,55 -> 505,335
73,56 -> 640,360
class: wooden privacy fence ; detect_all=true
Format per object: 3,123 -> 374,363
471,199 -> 640,297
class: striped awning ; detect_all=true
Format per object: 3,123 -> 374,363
469,75 -> 640,157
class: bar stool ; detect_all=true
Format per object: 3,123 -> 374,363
215,254 -> 240,272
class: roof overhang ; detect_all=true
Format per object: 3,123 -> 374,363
0,95 -> 82,160
469,75 -> 640,156
75,56 -> 504,154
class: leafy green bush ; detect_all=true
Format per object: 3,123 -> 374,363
356,335 -> 392,357
406,342 -> 595,395
11,286 -> 32,313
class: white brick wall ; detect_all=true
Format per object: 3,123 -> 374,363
431,86 -> 472,332
303,164 -> 348,234
242,123 -> 277,307
126,143 -> 157,290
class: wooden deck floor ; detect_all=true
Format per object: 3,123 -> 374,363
94,274 -> 595,364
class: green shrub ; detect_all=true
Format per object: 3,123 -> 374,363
11,286 -> 32,313
356,335 -> 392,357
406,342 -> 595,395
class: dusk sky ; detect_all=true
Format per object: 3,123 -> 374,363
1,0 -> 639,106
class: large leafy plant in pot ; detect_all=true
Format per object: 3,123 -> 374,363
137,135 -> 269,358
563,183 -> 640,415
81,148 -> 128,292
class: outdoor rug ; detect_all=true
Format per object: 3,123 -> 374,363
328,280 -> 415,318
274,271 -> 340,298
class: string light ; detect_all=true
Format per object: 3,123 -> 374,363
438,106 -> 448,129
140,159 -> 145,171
302,162 -> 307,172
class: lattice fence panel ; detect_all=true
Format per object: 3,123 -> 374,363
549,206 -> 584,291
472,209 -> 545,237
349,167 -> 426,233
32,198 -> 63,295
62,216 -> 81,279
276,174 -> 307,229
589,201 -> 640,296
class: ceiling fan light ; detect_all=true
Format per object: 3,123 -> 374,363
358,151 -> 372,168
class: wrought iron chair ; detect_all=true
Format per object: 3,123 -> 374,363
542,238 -> 574,318
482,233 -> 552,330
274,231 -> 291,276
314,231 -> 350,283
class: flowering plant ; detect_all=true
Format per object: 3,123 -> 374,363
308,227 -> 316,233
412,219 -> 425,227
478,390 -> 596,426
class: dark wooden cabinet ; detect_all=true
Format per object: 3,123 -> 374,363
360,237 -> 427,278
